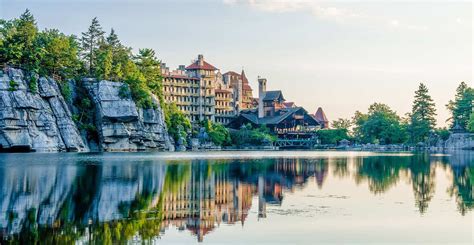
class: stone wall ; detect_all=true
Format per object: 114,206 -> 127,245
0,68 -> 87,152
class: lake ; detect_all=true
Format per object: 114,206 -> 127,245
0,151 -> 472,244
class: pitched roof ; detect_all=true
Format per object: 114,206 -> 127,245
239,107 -> 319,126
283,102 -> 295,108
263,90 -> 285,102
241,70 -> 249,84
223,71 -> 240,76
186,60 -> 218,71
314,107 -> 328,123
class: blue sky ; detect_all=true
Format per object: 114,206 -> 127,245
1,0 -> 472,127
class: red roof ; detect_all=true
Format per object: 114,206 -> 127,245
243,84 -> 252,91
314,107 -> 328,122
186,60 -> 218,71
241,70 -> 249,85
223,71 -> 240,76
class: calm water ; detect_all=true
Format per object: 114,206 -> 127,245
0,151 -> 472,244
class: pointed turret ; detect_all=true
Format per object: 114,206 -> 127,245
314,107 -> 329,129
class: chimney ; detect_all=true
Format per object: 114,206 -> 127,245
198,54 -> 204,66
258,77 -> 267,118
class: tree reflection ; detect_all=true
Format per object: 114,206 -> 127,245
409,154 -> 435,214
354,156 -> 409,194
1,153 -> 472,243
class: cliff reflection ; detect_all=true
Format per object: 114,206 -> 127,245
0,153 -> 472,243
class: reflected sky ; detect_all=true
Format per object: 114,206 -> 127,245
0,151 -> 472,244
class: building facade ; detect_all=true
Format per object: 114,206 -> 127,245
162,55 -> 247,124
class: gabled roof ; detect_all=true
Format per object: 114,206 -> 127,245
238,107 -> 319,126
263,90 -> 285,102
283,102 -> 295,108
223,71 -> 240,76
314,107 -> 328,123
186,60 -> 218,71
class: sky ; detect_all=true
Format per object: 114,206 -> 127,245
1,0 -> 472,127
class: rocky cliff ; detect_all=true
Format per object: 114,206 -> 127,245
0,67 -> 173,152
0,68 -> 87,152
84,80 -> 173,152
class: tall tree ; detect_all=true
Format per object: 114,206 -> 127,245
135,48 -> 163,102
353,103 -> 407,144
36,29 -> 80,78
332,118 -> 352,130
447,82 -> 473,129
409,83 -> 437,143
80,17 -> 105,75
0,9 -> 41,71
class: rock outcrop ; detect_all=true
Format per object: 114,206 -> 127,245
0,68 -> 87,152
84,80 -> 173,152
444,132 -> 474,150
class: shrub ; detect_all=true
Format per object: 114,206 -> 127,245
29,76 -> 38,94
60,82 -> 72,102
8,80 -> 19,91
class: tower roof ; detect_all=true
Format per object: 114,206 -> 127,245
314,107 -> 328,123
185,55 -> 218,70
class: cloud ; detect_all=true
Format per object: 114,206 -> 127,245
223,0 -> 363,22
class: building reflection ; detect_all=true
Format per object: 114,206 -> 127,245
0,153 -> 472,243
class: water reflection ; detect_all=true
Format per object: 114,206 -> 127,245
0,152 -> 472,243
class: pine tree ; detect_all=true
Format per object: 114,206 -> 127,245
447,82 -> 473,128
409,83 -> 437,143
80,17 -> 105,75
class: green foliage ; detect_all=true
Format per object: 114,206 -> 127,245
316,129 -> 350,145
80,17 -> 105,75
164,103 -> 191,143
435,128 -> 450,141
135,48 -> 164,104
230,124 -> 276,146
123,60 -> 154,108
352,103 -> 407,144
73,84 -> 98,142
8,80 -> 19,91
28,76 -> 38,93
332,118 -> 352,130
36,29 -> 81,78
200,119 -> 231,146
447,82 -> 473,129
468,113 -> 474,133
60,82 -> 72,102
118,83 -> 130,98
0,9 -> 42,72
408,83 -> 437,143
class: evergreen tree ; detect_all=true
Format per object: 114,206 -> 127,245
80,17 -> 105,75
135,48 -> 163,102
409,83 -> 437,143
447,82 -> 473,128
0,9 -> 41,71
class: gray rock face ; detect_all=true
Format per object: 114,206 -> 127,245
444,132 -> 474,150
0,68 -> 87,152
85,80 -> 173,152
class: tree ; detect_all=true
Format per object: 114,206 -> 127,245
332,118 -> 352,130
164,103 -> 191,143
316,129 -> 349,145
447,82 -> 473,129
135,48 -> 164,103
80,17 -> 105,75
409,83 -> 437,143
0,9 -> 41,71
353,103 -> 407,144
95,46 -> 113,80
468,113 -> 474,133
36,29 -> 81,78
